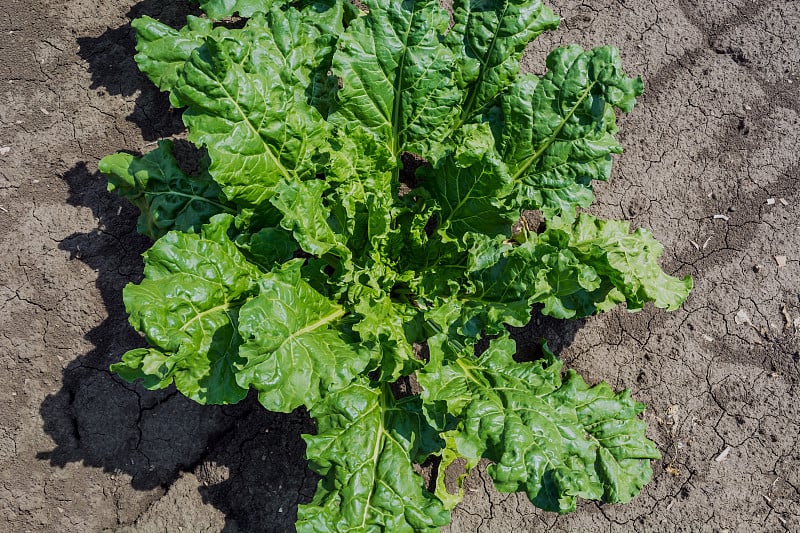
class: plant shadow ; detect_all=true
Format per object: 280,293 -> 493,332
39,1 -> 318,530
40,160 -> 317,531
76,0 -> 201,141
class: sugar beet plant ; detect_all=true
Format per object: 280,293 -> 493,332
100,0 -> 692,530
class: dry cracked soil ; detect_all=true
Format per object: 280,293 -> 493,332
1,0 -> 798,531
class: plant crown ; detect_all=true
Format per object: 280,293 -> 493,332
99,0 -> 692,530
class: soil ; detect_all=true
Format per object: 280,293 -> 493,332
1,0 -> 798,531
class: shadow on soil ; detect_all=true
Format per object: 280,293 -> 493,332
38,1 -> 587,530
39,161 -> 317,531
75,0 -> 201,141
38,2 -> 316,530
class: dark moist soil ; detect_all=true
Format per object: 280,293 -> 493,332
1,1 -> 799,531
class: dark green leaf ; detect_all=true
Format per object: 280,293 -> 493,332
99,139 -> 233,239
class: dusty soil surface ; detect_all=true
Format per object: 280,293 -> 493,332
1,0 -> 798,531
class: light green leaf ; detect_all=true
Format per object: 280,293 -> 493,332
331,0 -> 460,162
501,46 -> 643,214
298,381 -> 450,532
192,0 -> 277,19
236,261 -> 370,412
116,214 -> 260,404
419,335 -> 661,514
243,4 -> 348,117
99,139 -> 233,239
447,0 -> 559,123
174,19 -> 330,206
269,178 -> 348,258
327,126 -> 398,261
132,16 -> 214,107
542,211 -> 693,312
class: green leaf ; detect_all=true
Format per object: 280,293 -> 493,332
236,261 -> 370,412
270,178 -> 349,258
462,211 -> 691,321
235,226 -> 297,270
174,17 -> 330,206
419,335 -> 661,513
327,126 -> 397,263
541,211 -> 693,312
298,381 -> 450,532
331,0 -> 460,162
447,0 -> 559,123
243,4 -> 348,117
192,0 -> 277,19
116,214 -> 259,404
421,123 -> 518,243
132,16 -> 214,107
353,292 -> 422,381
99,139 -> 233,239
501,46 -> 644,214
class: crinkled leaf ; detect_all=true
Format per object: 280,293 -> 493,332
331,0 -> 459,162
459,211 -> 691,322
242,5 -> 347,117
541,211 -> 693,312
447,0 -> 559,122
502,46 -> 643,214
327,126 -> 399,265
420,123 -> 518,243
419,335 -> 661,513
298,381 -> 450,532
236,261 -> 369,412
99,139 -> 233,239
174,18 -> 330,206
270,178 -> 349,259
114,214 -> 259,404
353,293 -> 422,381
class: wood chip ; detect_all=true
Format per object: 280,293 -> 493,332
713,214 -> 730,221
779,198 -> 788,206
702,334 -> 714,342
775,255 -> 787,268
0,146 -> 9,156
702,237 -> 712,249
714,446 -> 731,462
689,240 -> 700,250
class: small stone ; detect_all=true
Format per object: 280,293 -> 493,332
714,446 -> 731,462
0,147 -> 10,156
728,206 -> 737,212
766,198 -> 776,205
775,256 -> 787,268
735,309 -> 753,326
